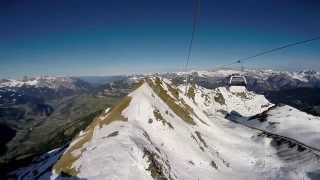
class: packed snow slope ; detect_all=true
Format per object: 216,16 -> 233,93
233,105 -> 320,150
10,77 -> 320,180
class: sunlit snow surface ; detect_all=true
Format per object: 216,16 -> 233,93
11,80 -> 320,180
238,105 -> 320,150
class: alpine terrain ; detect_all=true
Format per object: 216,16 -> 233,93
9,76 -> 320,180
0,76 -> 132,177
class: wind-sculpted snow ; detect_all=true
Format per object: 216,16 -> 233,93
10,78 -> 320,180
239,105 -> 320,150
184,84 -> 273,117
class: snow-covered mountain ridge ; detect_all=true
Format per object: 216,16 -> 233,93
10,77 -> 320,180
0,76 -> 89,90
179,69 -> 320,81
172,69 -> 320,92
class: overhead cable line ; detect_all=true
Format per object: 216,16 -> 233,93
184,0 -> 201,93
218,35 -> 320,68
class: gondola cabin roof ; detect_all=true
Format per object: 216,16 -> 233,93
229,74 -> 247,87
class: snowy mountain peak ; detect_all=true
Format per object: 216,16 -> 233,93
177,69 -> 320,80
0,76 -> 89,90
11,77 -> 320,180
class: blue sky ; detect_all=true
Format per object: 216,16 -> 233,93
0,0 -> 320,78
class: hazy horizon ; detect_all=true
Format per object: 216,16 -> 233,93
2,67 -> 320,80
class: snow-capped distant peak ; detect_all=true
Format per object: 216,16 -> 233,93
0,76 -> 87,90
0,79 -> 38,88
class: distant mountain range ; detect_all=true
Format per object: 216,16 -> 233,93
0,76 -> 91,90
2,69 -> 319,91
1,69 -> 320,179
169,69 -> 320,91
163,69 -> 320,116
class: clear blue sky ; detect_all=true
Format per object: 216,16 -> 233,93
0,0 -> 320,78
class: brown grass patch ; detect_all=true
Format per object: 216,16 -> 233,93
53,96 -> 132,176
153,109 -> 174,129
214,93 -> 225,105
233,92 -> 249,99
165,82 -> 179,100
132,79 -> 145,91
147,77 -> 195,125
98,96 -> 131,128
187,84 -> 196,101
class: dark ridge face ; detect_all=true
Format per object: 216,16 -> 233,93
307,170 -> 320,180
0,107 -> 25,121
0,124 -> 16,155
265,88 -> 320,116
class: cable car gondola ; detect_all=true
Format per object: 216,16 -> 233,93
228,74 -> 247,87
